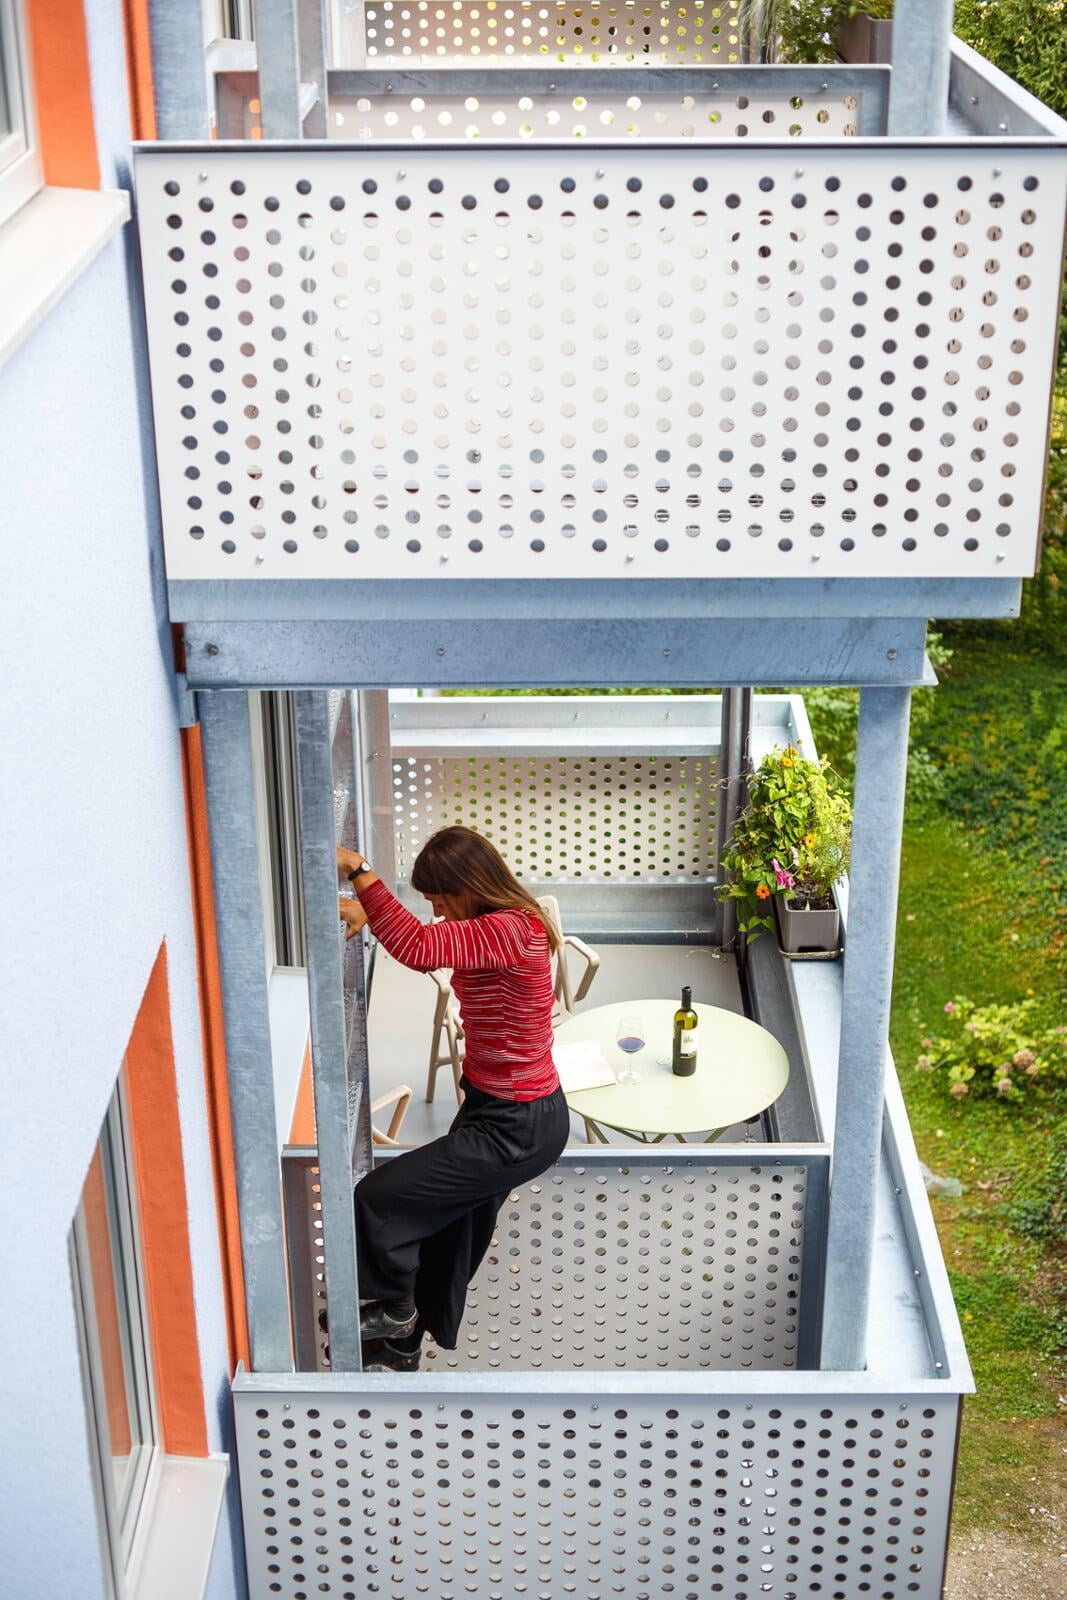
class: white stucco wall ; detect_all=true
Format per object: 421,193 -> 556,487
0,3 -> 243,1597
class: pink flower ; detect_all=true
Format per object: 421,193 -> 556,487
949,1082 -> 969,1098
996,1076 -> 1013,1095
1012,1049 -> 1035,1068
1025,1063 -> 1039,1077
771,858 -> 796,890
916,1055 -> 933,1072
943,1002 -> 957,1014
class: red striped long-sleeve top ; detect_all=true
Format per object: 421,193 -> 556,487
358,877 -> 559,1102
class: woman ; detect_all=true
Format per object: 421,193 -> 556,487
336,826 -> 570,1370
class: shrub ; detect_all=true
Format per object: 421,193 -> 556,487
718,744 -> 852,938
916,997 -> 1067,1101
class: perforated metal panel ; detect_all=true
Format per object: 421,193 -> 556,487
423,1160 -> 812,1371
219,67 -> 887,142
348,0 -> 745,68
392,753 -> 717,883
234,1378 -> 960,1600
327,81 -> 871,142
136,142 -> 1067,581
298,1153 -> 825,1375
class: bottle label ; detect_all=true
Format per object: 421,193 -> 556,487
680,1029 -> 696,1057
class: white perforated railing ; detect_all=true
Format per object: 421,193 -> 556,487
216,66 -> 888,142
136,139 -> 1067,582
284,1148 -> 828,1374
234,1376 -> 961,1600
384,693 -> 722,936
337,0 -> 746,69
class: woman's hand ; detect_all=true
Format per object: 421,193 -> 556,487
337,845 -> 367,879
339,896 -> 369,940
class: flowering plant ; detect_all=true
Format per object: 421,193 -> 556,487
916,997 -> 1067,1102
717,744 -> 852,939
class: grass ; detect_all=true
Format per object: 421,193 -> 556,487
885,638 -> 1067,1535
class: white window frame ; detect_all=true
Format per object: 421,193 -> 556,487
0,0 -> 44,229
71,1075 -> 162,1598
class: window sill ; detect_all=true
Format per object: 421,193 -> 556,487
0,186 -> 129,368
128,1453 -> 229,1600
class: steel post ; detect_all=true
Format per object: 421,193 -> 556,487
357,691 -> 398,888
713,687 -> 750,948
252,0 -> 302,138
293,692 -> 365,1371
820,684 -> 913,1371
199,691 -> 292,1372
146,0 -> 210,140
887,0 -> 955,134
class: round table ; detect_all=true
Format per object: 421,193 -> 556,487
555,998 -> 789,1144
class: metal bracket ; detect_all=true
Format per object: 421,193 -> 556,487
175,670 -> 198,728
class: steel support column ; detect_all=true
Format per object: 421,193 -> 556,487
147,0 -> 210,140
887,0 -> 955,135
293,692 -> 366,1371
357,691 -> 398,888
199,692 -> 292,1372
252,0 -> 302,138
713,687 -> 750,949
820,684 -> 913,1371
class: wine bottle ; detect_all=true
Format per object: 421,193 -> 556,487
672,984 -> 697,1077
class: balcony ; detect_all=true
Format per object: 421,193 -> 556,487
146,17 -> 1065,1600
139,47 -> 1065,605
227,688 -> 969,1600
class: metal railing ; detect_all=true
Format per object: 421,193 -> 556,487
135,126 -> 1066,585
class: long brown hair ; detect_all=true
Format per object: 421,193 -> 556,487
411,826 -> 562,953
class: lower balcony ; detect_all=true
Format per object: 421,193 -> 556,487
210,689 -> 971,1600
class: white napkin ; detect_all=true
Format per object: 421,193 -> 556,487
553,1039 -> 617,1092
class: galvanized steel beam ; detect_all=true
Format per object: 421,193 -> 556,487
293,692 -> 366,1371
199,691 -> 292,1372
887,0 -> 955,135
182,616 -> 930,690
168,577 -> 1023,624
820,684 -> 913,1371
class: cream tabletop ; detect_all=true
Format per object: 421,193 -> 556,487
555,998 -> 789,1140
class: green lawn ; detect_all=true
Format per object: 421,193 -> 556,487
886,638 -> 1066,1534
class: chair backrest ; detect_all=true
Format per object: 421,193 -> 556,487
536,895 -> 572,1016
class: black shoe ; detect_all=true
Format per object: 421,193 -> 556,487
358,1300 -> 418,1340
362,1335 -> 423,1373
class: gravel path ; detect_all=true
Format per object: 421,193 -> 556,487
945,1516 -> 1066,1598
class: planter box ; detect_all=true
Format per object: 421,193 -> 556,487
775,890 -> 841,958
837,13 -> 893,64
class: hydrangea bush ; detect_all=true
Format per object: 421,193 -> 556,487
916,997 -> 1067,1102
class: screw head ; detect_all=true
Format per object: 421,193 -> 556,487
887,649 -> 898,661
435,645 -> 446,657
662,647 -> 671,658
206,643 -> 220,656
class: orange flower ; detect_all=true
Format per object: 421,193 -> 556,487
755,884 -> 771,900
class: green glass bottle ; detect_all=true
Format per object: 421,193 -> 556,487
672,984 -> 697,1077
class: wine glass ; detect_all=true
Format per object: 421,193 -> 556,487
615,1014 -> 645,1085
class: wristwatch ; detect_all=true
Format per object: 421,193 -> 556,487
347,859 -> 373,884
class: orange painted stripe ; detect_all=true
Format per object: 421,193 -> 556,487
124,944 -> 208,1458
80,1147 -> 134,1457
121,0 -> 156,141
181,725 -> 252,1374
25,0 -> 101,189
289,1040 -> 316,1146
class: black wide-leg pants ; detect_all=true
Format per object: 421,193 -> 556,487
354,1078 -> 570,1349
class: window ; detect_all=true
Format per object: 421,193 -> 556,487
71,1074 -> 160,1594
0,0 -> 43,228
253,690 -> 307,970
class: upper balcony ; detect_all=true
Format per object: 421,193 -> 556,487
136,32 -> 1066,641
